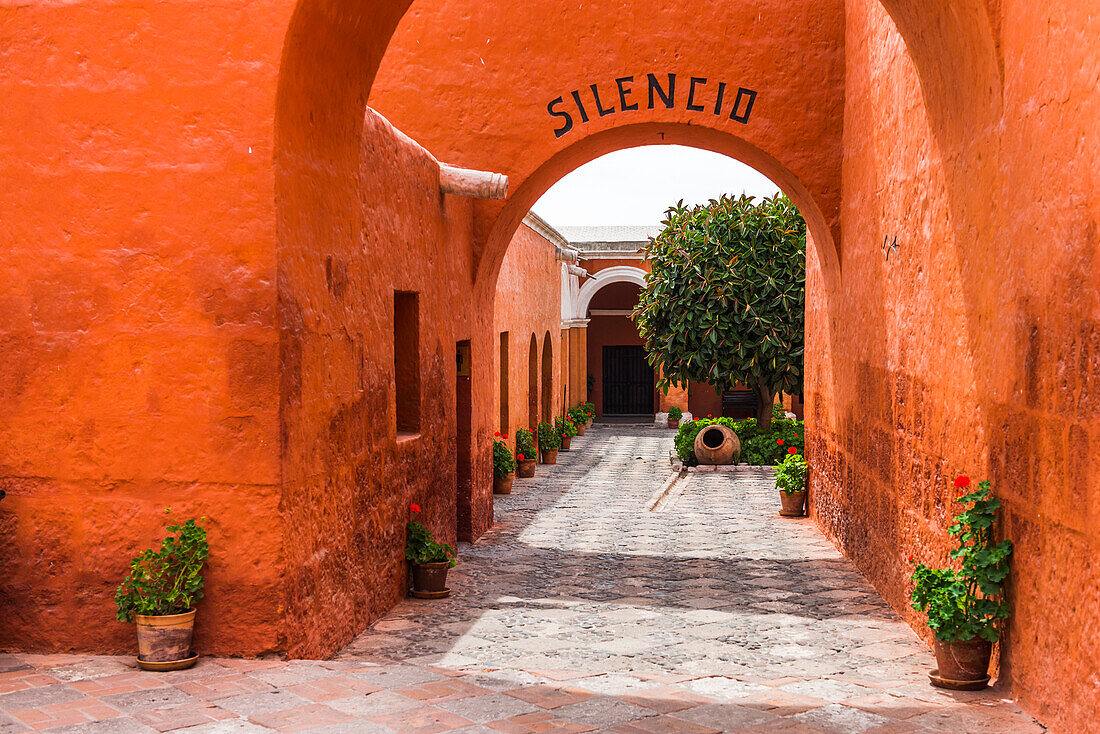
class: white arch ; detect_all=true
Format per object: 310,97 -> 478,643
575,265 -> 648,319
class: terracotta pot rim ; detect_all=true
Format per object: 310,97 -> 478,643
134,609 -> 196,625
779,489 -> 807,496
494,471 -> 516,479
411,561 -> 451,569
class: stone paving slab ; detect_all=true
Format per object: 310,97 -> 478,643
1,428 -> 1044,732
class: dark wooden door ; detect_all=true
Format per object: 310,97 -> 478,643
602,345 -> 654,415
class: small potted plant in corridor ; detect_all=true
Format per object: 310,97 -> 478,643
910,477 -> 1013,689
515,428 -> 537,478
114,511 -> 208,671
406,504 -> 456,599
667,406 -> 683,429
555,416 -> 577,450
537,421 -> 561,464
569,406 -> 588,435
493,433 -> 517,494
775,447 -> 807,516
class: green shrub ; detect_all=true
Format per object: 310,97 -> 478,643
115,512 -> 208,622
405,512 -> 457,568
775,452 -> 807,494
555,416 -> 577,439
772,402 -> 786,419
514,428 -> 536,463
537,421 -> 561,451
674,416 -> 805,466
567,406 -> 586,424
667,406 -> 683,421
493,437 -> 517,477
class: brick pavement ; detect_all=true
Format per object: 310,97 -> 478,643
0,427 -> 1043,733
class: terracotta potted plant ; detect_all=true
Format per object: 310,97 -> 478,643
493,433 -> 517,494
667,406 -> 682,429
569,407 -> 587,435
555,416 -> 577,451
406,504 -> 457,598
910,477 -> 1013,689
537,421 -> 561,464
775,450 -> 807,516
582,401 -> 596,428
114,511 -> 208,671
515,428 -> 537,478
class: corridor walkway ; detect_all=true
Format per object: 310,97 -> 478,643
0,427 -> 1041,733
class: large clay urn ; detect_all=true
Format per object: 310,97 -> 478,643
694,425 -> 740,465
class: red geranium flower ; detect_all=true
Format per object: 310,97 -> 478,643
502,434 -> 508,440
908,554 -> 914,563
788,447 -> 798,454
954,475 -> 971,489
494,432 -> 500,437
777,439 -> 784,445
410,504 -> 421,513
517,453 -> 525,461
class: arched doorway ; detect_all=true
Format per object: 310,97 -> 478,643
527,334 -> 539,430
541,331 -> 553,422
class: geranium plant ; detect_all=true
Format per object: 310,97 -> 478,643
567,406 -> 586,425
405,505 -> 456,567
515,428 -> 536,463
537,421 -> 561,451
493,433 -> 516,477
774,452 -> 807,495
667,406 -> 683,422
115,511 -> 209,622
555,416 -> 577,440
909,478 -> 1013,642
581,402 -> 595,421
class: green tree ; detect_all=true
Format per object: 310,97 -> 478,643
633,194 -> 806,431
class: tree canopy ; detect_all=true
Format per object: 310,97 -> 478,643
632,194 -> 806,431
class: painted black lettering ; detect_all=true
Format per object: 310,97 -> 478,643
590,83 -> 615,116
687,77 -> 707,112
713,81 -> 727,116
616,76 -> 638,111
647,73 -> 676,109
547,96 -> 574,138
730,87 -> 757,123
570,90 -> 590,123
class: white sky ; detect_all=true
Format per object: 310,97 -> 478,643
530,145 -> 782,228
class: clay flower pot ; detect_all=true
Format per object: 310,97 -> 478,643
493,472 -> 515,494
932,638 -> 993,684
135,610 -> 196,665
411,562 -> 450,594
541,448 -> 558,465
575,422 -> 586,436
693,425 -> 740,465
516,458 -> 536,478
667,418 -> 679,429
561,435 -> 572,451
779,490 -> 807,517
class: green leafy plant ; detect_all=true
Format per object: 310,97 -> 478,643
667,406 -> 683,421
772,402 -> 786,419
774,452 -> 807,495
493,434 -> 517,477
568,406 -> 587,425
514,428 -> 536,463
674,416 -> 804,466
555,416 -> 577,439
537,421 -> 561,451
909,478 -> 1013,642
581,402 -> 595,421
115,511 -> 209,623
405,505 -> 456,567
634,194 -> 806,431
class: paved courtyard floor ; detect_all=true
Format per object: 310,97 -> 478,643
1,427 -> 1042,733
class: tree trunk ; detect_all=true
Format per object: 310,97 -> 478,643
754,380 -> 773,432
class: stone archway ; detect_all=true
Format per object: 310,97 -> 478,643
576,265 -> 648,321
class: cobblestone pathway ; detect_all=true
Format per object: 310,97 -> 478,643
1,427 -> 1042,733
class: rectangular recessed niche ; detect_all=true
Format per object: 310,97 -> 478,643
394,291 -> 420,436
499,332 -> 509,433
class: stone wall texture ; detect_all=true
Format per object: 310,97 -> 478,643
805,1 -> 1099,730
0,0 -> 1095,729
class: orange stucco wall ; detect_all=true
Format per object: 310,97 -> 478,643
805,1 -> 1099,729
0,0 -> 1097,728
493,223 -> 565,445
